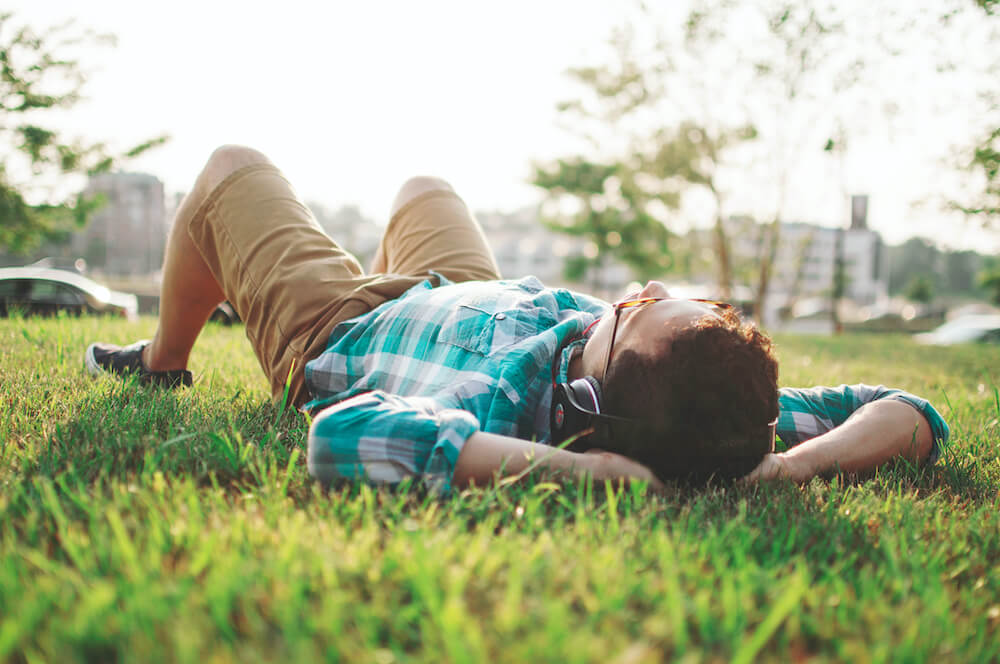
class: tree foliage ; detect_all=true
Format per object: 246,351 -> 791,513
887,236 -> 987,298
0,13 -> 167,254
532,25 -> 681,284
533,154 -> 677,283
979,263 -> 1000,305
534,1 -> 876,310
904,274 -> 935,304
539,0 -> 998,318
948,0 -> 1000,228
977,0 -> 999,14
953,126 -> 1000,227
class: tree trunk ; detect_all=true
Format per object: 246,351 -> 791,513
713,214 -> 733,300
781,230 -> 815,322
754,219 -> 781,325
711,187 -> 733,299
831,227 -> 845,335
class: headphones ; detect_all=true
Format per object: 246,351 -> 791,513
549,323 -> 637,445
550,376 -> 636,445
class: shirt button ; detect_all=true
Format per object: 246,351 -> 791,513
495,313 -> 506,320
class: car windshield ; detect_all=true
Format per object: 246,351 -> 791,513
932,325 -> 989,343
929,317 -> 1000,343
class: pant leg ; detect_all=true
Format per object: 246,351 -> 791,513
373,189 -> 501,282
188,164 -> 424,405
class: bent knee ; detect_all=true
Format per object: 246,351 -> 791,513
207,144 -> 271,172
391,175 -> 455,219
198,144 -> 272,192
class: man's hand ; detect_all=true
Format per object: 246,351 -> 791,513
584,449 -> 665,491
743,400 -> 934,485
742,452 -> 812,484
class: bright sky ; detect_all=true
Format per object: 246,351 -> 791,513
7,0 -> 999,252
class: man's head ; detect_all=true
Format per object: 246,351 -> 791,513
575,281 -> 779,483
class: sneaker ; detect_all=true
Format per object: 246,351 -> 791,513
84,340 -> 192,388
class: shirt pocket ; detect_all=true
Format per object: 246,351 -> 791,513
438,293 -> 556,356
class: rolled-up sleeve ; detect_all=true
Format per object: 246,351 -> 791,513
777,384 -> 951,464
307,391 -> 480,494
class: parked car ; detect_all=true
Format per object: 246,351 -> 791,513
0,267 -> 138,320
913,314 -> 1000,345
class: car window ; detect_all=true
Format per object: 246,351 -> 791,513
29,280 -> 84,305
0,280 -> 31,298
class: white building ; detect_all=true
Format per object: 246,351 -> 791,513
700,214 -> 889,329
730,220 -> 888,304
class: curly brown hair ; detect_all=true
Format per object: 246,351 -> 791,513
589,308 -> 779,483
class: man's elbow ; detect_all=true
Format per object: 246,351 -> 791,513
877,399 -> 935,464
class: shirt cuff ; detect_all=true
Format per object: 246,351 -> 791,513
423,410 -> 480,495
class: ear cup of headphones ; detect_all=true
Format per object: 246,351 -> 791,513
550,376 -> 605,443
570,376 -> 604,412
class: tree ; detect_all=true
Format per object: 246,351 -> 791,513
531,155 -> 676,285
533,17 -> 753,294
943,249 -> 983,294
886,237 -> 993,298
888,237 -> 937,295
0,13 -> 167,255
947,1 -> 1000,228
952,126 -> 1000,227
532,24 -> 681,286
535,1 -> 892,317
977,0 -> 999,14
683,1 -> 863,319
904,274 -> 935,304
979,263 -> 1000,305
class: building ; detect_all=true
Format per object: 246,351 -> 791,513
476,207 -> 631,297
308,202 -> 383,269
733,220 -> 887,305
689,213 -> 888,328
72,173 -> 167,276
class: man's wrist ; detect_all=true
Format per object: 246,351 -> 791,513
781,447 -> 819,482
574,449 -> 603,479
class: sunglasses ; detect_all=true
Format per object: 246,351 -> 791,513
601,297 -> 732,382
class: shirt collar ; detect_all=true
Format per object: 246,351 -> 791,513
554,315 -> 599,384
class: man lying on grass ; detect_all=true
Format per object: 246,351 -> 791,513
84,145 -> 949,492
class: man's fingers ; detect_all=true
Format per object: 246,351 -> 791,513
741,453 -> 791,484
593,450 -> 664,490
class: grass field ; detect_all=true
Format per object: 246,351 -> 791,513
1,315 -> 998,663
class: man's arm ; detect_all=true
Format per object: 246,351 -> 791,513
745,384 -> 949,483
307,391 -> 479,493
745,399 -> 933,482
307,390 -> 662,493
453,431 -> 663,489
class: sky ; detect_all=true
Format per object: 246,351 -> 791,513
6,0 -> 999,253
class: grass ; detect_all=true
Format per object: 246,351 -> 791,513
1,314 -> 999,663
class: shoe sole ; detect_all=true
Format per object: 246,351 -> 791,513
84,341 -> 191,388
84,343 -> 103,378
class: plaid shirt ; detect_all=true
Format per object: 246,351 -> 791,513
304,276 -> 950,492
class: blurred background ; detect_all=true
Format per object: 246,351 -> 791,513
1,0 -> 998,339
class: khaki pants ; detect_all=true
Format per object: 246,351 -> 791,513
187,164 -> 501,405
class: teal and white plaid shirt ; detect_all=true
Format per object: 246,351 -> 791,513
304,276 -> 950,493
